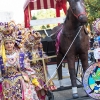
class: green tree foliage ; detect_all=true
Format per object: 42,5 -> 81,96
32,16 -> 37,20
85,0 -> 100,24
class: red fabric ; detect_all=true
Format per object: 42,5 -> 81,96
24,6 -> 32,28
37,0 -> 41,9
24,6 -> 29,28
55,26 -> 63,54
24,0 -> 55,10
56,0 -> 67,17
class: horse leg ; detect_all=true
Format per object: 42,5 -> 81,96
79,52 -> 88,73
67,56 -> 79,99
57,53 -> 64,89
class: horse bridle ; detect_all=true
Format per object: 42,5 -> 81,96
67,0 -> 87,19
70,5 -> 87,19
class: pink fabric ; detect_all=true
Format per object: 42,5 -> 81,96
21,80 -> 25,100
0,83 -> 2,100
0,83 -> 2,92
55,28 -> 63,54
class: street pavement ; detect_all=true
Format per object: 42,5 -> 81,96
46,62 -> 94,100
52,88 -> 93,100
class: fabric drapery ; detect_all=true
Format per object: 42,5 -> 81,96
55,0 -> 67,17
24,5 -> 31,28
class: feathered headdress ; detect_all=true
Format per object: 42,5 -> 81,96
0,21 -> 24,63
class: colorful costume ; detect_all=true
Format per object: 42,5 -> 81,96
24,30 -> 56,100
0,21 -> 39,100
1,51 -> 39,100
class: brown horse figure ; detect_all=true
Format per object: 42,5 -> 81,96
52,0 -> 89,99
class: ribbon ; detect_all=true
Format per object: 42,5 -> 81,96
55,0 -> 67,17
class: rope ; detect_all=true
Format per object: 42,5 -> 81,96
44,25 -> 63,37
42,26 -> 83,88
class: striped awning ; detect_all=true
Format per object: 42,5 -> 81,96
24,0 -> 67,28
23,0 -> 56,10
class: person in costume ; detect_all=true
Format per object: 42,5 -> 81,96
24,29 -> 56,100
89,42 -> 100,94
89,66 -> 100,94
0,21 -> 40,100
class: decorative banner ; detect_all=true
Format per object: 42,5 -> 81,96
93,18 -> 100,34
83,63 -> 100,100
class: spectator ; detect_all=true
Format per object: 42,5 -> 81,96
90,33 -> 94,48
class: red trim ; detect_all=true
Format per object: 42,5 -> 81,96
70,7 -> 87,19
44,0 -> 48,9
24,0 -> 34,10
37,0 -> 41,9
24,6 -> 30,28
30,2 -> 34,10
24,0 -> 56,10
50,0 -> 55,8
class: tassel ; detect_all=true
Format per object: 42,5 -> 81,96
32,78 -> 39,86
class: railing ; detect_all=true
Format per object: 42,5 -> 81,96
30,55 -> 83,86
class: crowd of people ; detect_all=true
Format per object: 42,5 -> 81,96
88,33 -> 100,62
0,20 -> 57,100
89,33 -> 100,49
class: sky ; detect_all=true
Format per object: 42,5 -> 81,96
0,0 -> 26,24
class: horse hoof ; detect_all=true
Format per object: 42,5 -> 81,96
72,93 -> 79,99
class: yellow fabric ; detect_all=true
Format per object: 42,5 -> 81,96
32,78 -> 39,86
0,43 -> 6,64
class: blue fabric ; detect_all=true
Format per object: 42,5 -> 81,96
19,52 -> 25,70
0,56 -> 5,75
26,51 -> 32,60
38,49 -> 42,58
94,86 -> 100,90
94,37 -> 98,42
97,36 -> 100,41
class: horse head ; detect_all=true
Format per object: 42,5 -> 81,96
68,0 -> 87,25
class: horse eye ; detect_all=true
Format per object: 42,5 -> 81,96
72,8 -> 76,11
